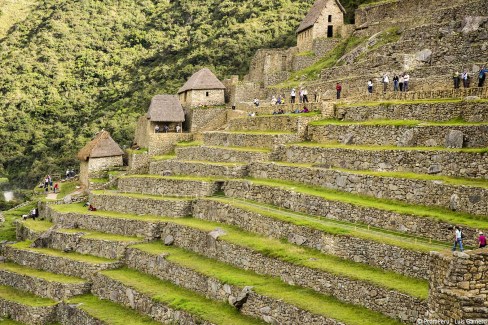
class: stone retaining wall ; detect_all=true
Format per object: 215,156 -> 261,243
3,245 -> 121,280
336,101 -> 488,123
228,115 -> 322,137
118,176 -> 220,197
187,107 -> 227,133
150,160 -> 249,178
222,180 -> 481,246
0,298 -> 57,325
57,303 -> 105,325
127,153 -> 150,173
175,146 -> 271,163
249,162 -> 488,217
90,193 -> 192,218
192,199 -> 430,279
158,222 -> 427,322
148,133 -> 193,156
203,131 -> 301,149
282,145 -> 488,179
92,273 -> 213,325
308,124 -> 488,148
0,269 -> 89,301
125,247 -> 342,325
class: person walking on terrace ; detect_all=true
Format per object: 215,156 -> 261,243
382,74 -> 389,93
399,75 -> 404,92
479,232 -> 487,248
290,88 -> 296,103
453,71 -> 460,89
303,88 -> 309,103
367,79 -> 373,94
462,70 -> 469,88
478,66 -> 487,88
403,73 -> 410,92
336,82 -> 342,99
452,226 -> 464,252
393,75 -> 399,91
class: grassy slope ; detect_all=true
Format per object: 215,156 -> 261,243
0,202 -> 36,241
0,284 -> 56,306
0,262 -> 85,284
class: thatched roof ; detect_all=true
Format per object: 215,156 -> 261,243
146,95 -> 185,122
77,130 -> 124,161
177,68 -> 225,94
297,0 -> 346,34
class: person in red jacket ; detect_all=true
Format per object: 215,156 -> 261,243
336,82 -> 342,99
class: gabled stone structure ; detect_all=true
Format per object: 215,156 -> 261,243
296,0 -> 346,52
178,68 -> 226,108
77,130 -> 124,188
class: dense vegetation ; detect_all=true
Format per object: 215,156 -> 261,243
0,0 -> 372,189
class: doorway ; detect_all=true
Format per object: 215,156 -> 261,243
327,25 -> 333,38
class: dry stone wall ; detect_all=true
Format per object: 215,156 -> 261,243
228,115 -> 322,137
150,160 -> 249,178
0,299 -> 57,325
192,199 -> 431,279
308,124 -> 488,148
250,162 -> 488,218
222,180 -> 482,246
203,131 -> 301,149
118,176 -> 220,197
186,107 -> 227,133
158,221 -> 427,323
90,193 -> 192,218
282,145 -> 488,179
57,303 -> 105,325
175,146 -> 271,163
148,133 -> 193,155
125,247 -> 343,325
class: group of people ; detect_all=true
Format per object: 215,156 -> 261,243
155,125 -> 181,133
42,175 -> 58,193
369,73 -> 411,94
272,106 -> 309,115
289,88 -> 309,104
453,67 -> 488,89
452,226 -> 486,252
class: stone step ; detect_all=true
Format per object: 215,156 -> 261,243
90,190 -> 193,217
0,284 -> 57,325
335,100 -> 488,123
282,143 -> 488,179
175,145 -> 272,163
203,131 -> 301,149
249,162 -> 488,217
221,178 -> 487,246
193,197 -> 438,279
228,114 -> 321,134
150,159 -> 249,178
59,294 -> 160,325
308,121 -> 488,148
47,205 -> 429,322
0,262 -> 90,301
118,175 -> 221,197
92,268 -> 264,325
127,242 -> 402,325
3,241 -> 121,280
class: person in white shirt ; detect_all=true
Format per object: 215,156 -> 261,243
403,73 -> 410,92
383,74 -> 389,93
462,70 -> 469,88
271,96 -> 277,105
367,80 -> 373,94
290,88 -> 296,103
176,125 -> 181,133
303,88 -> 309,103
452,226 -> 464,252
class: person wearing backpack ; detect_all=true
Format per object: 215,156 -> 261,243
478,66 -> 487,88
452,226 -> 464,252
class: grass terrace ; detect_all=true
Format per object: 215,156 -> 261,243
0,203 -> 36,241
0,284 -> 57,307
132,242 -> 401,325
175,141 -> 203,147
289,142 -> 488,153
336,98 -> 465,107
101,268 -> 264,325
68,294 -> 159,325
151,154 -> 176,161
91,190 -> 195,200
0,262 -> 86,284
309,118 -> 488,127
57,228 -> 142,242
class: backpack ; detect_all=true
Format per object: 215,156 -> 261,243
480,71 -> 485,79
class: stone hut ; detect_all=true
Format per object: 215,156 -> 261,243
178,68 -> 226,107
297,0 -> 346,52
77,130 -> 124,188
147,95 -> 185,133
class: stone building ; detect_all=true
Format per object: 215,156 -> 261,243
296,0 -> 346,52
178,68 -> 226,108
77,130 -> 124,188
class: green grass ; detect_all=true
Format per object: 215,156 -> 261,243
53,204 -> 428,299
90,178 -> 109,184
68,294 -> 159,325
0,202 -> 36,241
0,284 -> 56,307
175,141 -> 203,147
209,197 -> 448,252
10,241 -> 115,264
132,242 -> 401,325
151,154 -> 176,161
295,50 -> 315,57
58,181 -> 78,199
0,262 -> 85,284
21,220 -> 53,233
360,27 -> 400,54
222,130 -> 295,135
337,98 -> 465,108
101,268 -> 264,325
162,160 -> 247,166
126,148 -> 148,154
358,0 -> 398,9
58,228 -> 142,242
0,319 -> 25,325
242,178 -> 488,229
290,142 -> 488,153
206,145 -> 271,153
251,111 -> 321,118
119,174 -> 222,182
0,178 -> 8,183
91,190 -> 194,201
309,118 -> 488,127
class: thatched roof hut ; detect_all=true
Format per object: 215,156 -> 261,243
297,0 -> 346,33
177,68 -> 225,94
146,95 -> 185,122
77,130 -> 124,161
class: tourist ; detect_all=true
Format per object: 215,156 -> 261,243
367,79 -> 373,94
479,232 -> 487,248
48,175 -> 53,190
53,183 -> 59,194
276,95 -> 282,105
271,96 -> 277,105
452,226 -> 464,252
453,71 -> 460,89
253,98 -> 260,107
155,125 -> 160,133
65,169 -> 70,179
290,88 -> 296,103
303,88 -> 309,103
382,74 -> 389,93
462,70 -> 469,88
176,125 -> 181,133
403,73 -> 410,92
393,75 -> 399,91
44,176 -> 49,193
336,82 -> 342,99
301,106 -> 309,113
278,108 -> 284,114
478,66 -> 487,88
399,75 -> 404,92
163,125 -> 169,133
88,204 -> 97,211
299,88 -> 304,103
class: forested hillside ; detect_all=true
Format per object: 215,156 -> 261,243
0,0 -> 371,188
